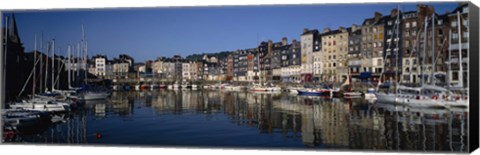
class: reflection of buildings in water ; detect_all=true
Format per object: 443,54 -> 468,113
94,103 -> 106,118
377,105 -> 466,152
111,92 -> 133,116
348,101 -> 386,150
318,101 -> 351,147
448,112 -> 467,152
151,90 -> 175,112
301,104 -> 315,147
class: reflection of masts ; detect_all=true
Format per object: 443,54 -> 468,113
449,112 -> 453,151
460,114 -> 464,151
423,116 -> 426,151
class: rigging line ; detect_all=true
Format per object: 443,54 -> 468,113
17,55 -> 42,98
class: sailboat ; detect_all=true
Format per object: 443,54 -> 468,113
249,51 -> 281,92
443,11 -> 469,110
8,37 -> 72,113
342,69 -> 362,98
376,11 -> 450,109
77,25 -> 109,101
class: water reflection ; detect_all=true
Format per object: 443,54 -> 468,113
6,90 -> 468,152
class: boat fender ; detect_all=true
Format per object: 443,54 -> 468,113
96,133 -> 102,139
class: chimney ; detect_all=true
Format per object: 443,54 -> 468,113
282,37 -> 288,46
339,26 -> 346,32
391,8 -> 398,17
323,27 -> 331,33
304,28 -> 309,33
374,12 -> 382,22
267,40 -> 273,53
292,39 -> 298,48
351,24 -> 357,32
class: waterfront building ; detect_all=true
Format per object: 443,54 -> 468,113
320,27 -> 349,82
246,48 -> 258,82
257,41 -> 272,81
88,64 -> 96,77
182,61 -> 191,80
300,29 -> 320,82
383,8 -> 403,82
447,3 -> 469,87
401,10 -> 421,83
195,61 -> 204,80
289,39 -> 302,82
175,60 -> 183,81
105,60 -> 114,79
135,63 -> 146,73
226,54 -> 234,81
152,57 -> 166,78
271,40 -> 285,82
348,24 -> 363,80
163,60 -> 176,81
313,50 -> 322,82
119,54 -> 134,72
233,50 -> 248,81
113,59 -> 130,79
189,61 -> 199,81
93,55 -> 107,77
360,12 -> 386,82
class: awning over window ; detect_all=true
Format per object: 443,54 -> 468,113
359,72 -> 372,79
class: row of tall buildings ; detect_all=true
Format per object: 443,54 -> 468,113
84,4 -> 469,87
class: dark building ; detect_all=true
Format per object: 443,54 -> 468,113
257,41 -> 272,81
383,8 -> 403,82
2,14 -> 27,102
119,54 -> 134,72
289,39 -> 302,82
226,54 -> 234,81
447,3 -> 469,87
348,24 -> 362,78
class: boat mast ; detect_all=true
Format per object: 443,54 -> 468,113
394,5 -> 400,91
76,43 -> 80,81
45,40 -> 49,92
447,29 -> 451,88
39,33 -> 43,93
430,13 -> 435,86
82,24 -> 88,85
33,34 -> 37,98
51,39 -> 55,92
456,11 -> 463,88
421,16 -> 427,86
68,45 -> 71,89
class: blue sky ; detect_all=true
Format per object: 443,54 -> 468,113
5,2 -> 458,62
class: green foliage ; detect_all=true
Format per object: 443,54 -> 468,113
185,51 -> 234,61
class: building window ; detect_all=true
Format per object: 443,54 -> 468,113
452,72 -> 459,81
438,29 -> 443,36
388,20 -> 393,26
412,21 -> 417,27
405,22 -> 410,28
452,33 -> 459,39
438,19 -> 443,25
463,32 -> 469,38
451,21 -> 457,27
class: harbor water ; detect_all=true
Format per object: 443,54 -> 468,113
3,89 -> 469,152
